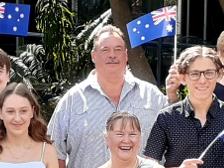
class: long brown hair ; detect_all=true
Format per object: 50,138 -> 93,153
0,49 -> 11,72
0,82 -> 51,153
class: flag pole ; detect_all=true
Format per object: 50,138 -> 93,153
173,25 -> 177,62
173,1 -> 180,62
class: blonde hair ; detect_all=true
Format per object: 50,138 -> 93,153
217,31 -> 224,51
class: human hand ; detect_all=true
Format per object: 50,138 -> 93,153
179,159 -> 203,168
165,64 -> 181,103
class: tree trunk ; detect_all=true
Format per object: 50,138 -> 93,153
109,0 -> 157,84
219,0 -> 224,12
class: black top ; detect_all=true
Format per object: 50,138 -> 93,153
214,82 -> 224,101
144,97 -> 224,168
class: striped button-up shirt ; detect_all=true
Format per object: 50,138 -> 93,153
47,69 -> 168,168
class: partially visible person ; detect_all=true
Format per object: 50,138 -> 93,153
47,24 -> 177,168
165,64 -> 181,102
98,112 -> 164,168
99,112 -> 203,168
166,31 -> 224,102
0,49 -> 10,93
0,82 -> 59,168
214,30 -> 224,100
144,46 -> 224,168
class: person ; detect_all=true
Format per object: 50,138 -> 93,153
98,112 -> 164,168
0,48 -> 10,93
167,31 -> 224,102
144,46 -> 224,167
47,24 -> 176,168
99,112 -> 203,168
214,30 -> 224,100
0,82 -> 59,168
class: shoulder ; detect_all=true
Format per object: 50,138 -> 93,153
134,77 -> 158,88
153,101 -> 184,125
41,143 -> 58,161
126,70 -> 159,90
45,143 -> 57,153
56,80 -> 88,106
160,101 -> 183,115
44,143 -> 59,168
131,77 -> 165,100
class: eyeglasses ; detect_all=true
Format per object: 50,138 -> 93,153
187,69 -> 217,81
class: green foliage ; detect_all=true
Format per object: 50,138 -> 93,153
9,44 -> 68,122
160,84 -> 188,101
10,2 -> 114,122
178,85 -> 189,100
9,2 -> 112,122
35,0 -> 76,81
70,9 -> 112,81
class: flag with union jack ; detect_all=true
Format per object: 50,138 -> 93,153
127,6 -> 176,48
0,2 -> 30,36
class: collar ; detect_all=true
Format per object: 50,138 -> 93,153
182,95 -> 222,119
80,68 -> 137,92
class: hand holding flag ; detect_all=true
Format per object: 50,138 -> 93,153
0,2 -> 30,36
127,6 -> 176,48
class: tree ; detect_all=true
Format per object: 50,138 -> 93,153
219,0 -> 224,12
36,0 -> 75,81
109,0 -> 157,84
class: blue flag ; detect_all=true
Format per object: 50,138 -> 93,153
127,6 -> 176,48
0,2 -> 30,36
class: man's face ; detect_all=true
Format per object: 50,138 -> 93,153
0,65 -> 9,92
91,32 -> 128,77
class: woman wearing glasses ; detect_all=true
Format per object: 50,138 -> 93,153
144,46 -> 224,168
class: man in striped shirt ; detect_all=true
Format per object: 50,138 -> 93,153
48,24 -> 175,168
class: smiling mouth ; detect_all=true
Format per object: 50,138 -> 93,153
119,146 -> 132,151
12,123 -> 23,127
196,86 -> 208,91
106,62 -> 119,64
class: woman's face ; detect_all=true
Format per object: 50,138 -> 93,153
106,119 -> 141,162
0,94 -> 33,137
182,57 -> 218,102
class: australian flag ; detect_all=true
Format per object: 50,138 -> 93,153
0,2 -> 30,36
127,6 -> 176,48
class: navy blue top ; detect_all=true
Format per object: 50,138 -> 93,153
214,82 -> 224,101
144,97 -> 224,168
